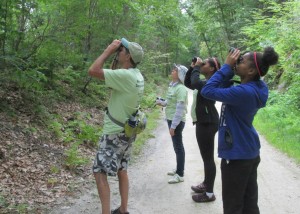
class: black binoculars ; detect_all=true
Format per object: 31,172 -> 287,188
229,47 -> 243,64
192,56 -> 197,63
156,97 -> 165,102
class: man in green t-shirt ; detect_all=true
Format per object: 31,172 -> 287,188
88,38 -> 144,214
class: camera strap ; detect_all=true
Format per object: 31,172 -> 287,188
105,107 -> 125,127
111,53 -> 119,70
105,107 -> 139,127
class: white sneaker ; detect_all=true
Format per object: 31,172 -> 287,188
167,169 -> 176,176
168,174 -> 184,184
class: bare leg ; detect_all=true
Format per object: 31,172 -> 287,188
94,172 -> 110,214
118,170 -> 129,213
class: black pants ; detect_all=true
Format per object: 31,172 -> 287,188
221,156 -> 261,214
195,123 -> 218,192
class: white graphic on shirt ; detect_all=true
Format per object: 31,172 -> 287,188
220,103 -> 227,127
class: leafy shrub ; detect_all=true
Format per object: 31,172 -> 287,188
254,92 -> 300,162
64,142 -> 89,169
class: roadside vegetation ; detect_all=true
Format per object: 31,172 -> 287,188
0,66 -> 169,213
243,2 -> 300,163
0,0 -> 299,213
254,90 -> 300,163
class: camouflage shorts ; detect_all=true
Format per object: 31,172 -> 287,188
92,132 -> 135,176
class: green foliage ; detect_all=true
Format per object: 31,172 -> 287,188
240,1 -> 300,86
132,108 -> 161,156
0,194 -> 8,209
0,0 -> 299,180
48,111 -> 101,169
49,121 -> 64,139
1,2 -> 300,212
141,72 -> 169,108
254,90 -> 300,162
64,142 -> 89,169
187,0 -> 262,61
47,178 -> 58,187
50,165 -> 60,174
0,198 -> 30,214
234,1 -> 300,164
23,126 -> 38,135
254,104 -> 300,163
15,204 -> 29,214
67,118 -> 102,146
0,194 -> 29,214
49,112 -> 102,146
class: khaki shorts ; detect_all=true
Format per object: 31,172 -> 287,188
92,132 -> 134,176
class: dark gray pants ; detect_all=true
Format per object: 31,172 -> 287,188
167,120 -> 185,177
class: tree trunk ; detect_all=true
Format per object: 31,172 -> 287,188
201,33 -> 212,57
84,0 -> 98,59
0,0 -> 10,68
14,0 -> 27,52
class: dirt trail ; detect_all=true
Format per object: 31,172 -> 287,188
50,91 -> 300,214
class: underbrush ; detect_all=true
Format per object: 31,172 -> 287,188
132,108 -> 162,155
0,67 -> 168,165
254,91 -> 300,163
0,67 -> 168,212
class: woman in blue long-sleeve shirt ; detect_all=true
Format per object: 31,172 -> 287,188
201,47 -> 279,214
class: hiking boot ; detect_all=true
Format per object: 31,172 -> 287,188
192,192 -> 216,203
167,169 -> 176,176
168,174 -> 184,184
111,207 -> 129,214
191,183 -> 206,193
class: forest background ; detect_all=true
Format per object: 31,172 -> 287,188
0,0 -> 299,213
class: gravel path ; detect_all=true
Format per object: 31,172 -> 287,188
50,91 -> 300,214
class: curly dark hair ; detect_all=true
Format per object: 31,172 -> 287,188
250,46 -> 279,80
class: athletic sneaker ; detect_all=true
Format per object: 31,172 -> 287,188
167,169 -> 176,176
192,192 -> 216,203
168,174 -> 184,184
111,207 -> 129,214
191,182 -> 206,193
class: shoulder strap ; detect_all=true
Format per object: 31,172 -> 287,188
105,108 -> 125,127
105,106 -> 140,127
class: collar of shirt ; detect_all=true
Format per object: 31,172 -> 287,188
169,81 -> 179,87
